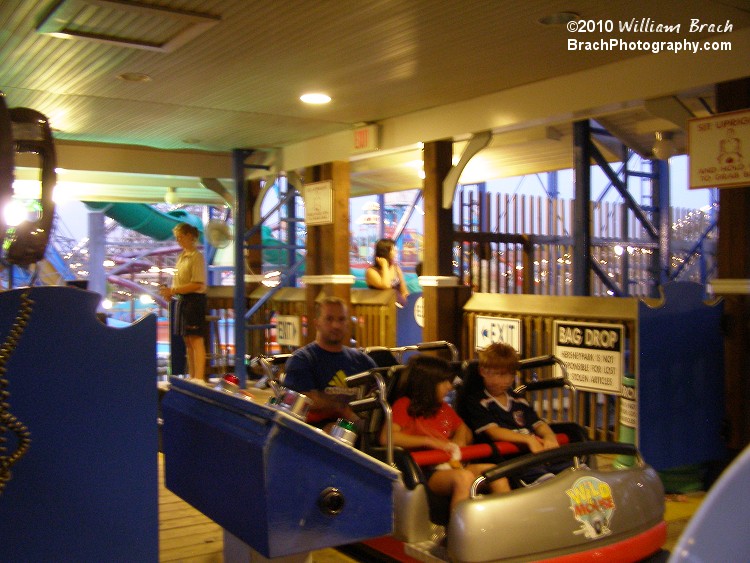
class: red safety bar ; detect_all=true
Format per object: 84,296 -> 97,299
409,433 -> 570,466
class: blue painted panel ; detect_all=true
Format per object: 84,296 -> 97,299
669,443 -> 750,561
638,282 -> 725,470
397,292 -> 423,346
162,379 -> 399,558
0,286 -> 158,562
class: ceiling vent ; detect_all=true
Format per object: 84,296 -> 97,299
36,0 -> 220,53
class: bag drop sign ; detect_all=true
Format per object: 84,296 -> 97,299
553,321 -> 624,394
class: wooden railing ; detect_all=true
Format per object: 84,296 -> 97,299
246,287 -> 399,355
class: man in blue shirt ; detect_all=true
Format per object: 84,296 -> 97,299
462,342 -> 568,486
284,296 -> 376,428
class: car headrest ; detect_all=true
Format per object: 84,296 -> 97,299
366,347 -> 400,368
458,360 -> 485,395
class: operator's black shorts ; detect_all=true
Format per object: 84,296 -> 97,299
173,293 -> 207,336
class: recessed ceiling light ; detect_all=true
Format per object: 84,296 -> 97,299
300,93 -> 331,104
117,72 -> 152,82
538,12 -> 579,26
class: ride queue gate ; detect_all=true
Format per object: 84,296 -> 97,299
162,378 -> 400,560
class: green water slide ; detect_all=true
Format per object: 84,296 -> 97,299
83,202 -> 295,266
84,202 -> 204,241
82,203 -> 420,291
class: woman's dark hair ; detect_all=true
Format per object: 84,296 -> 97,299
403,354 -> 453,418
372,238 -> 395,269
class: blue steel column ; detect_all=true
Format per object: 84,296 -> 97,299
546,171 -> 559,199
651,158 -> 671,296
377,193 -> 385,240
87,209 -> 106,301
620,149 -> 631,296
232,149 -> 250,387
285,180 -> 298,286
573,120 -> 592,296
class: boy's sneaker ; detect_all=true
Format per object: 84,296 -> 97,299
520,472 -> 556,487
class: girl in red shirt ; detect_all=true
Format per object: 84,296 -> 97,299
381,355 -> 510,512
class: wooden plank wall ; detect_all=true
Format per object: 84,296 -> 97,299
248,288 -> 398,353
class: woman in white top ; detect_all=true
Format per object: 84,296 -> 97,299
365,238 -> 408,307
159,223 -> 208,382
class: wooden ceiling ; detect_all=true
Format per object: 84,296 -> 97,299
2,0 -> 749,201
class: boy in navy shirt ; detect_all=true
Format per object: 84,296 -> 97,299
462,342 -> 566,486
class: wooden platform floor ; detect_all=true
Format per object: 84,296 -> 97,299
159,453 -> 222,563
158,453 -> 356,563
158,453 -> 702,562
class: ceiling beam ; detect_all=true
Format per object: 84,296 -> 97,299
644,96 -> 696,131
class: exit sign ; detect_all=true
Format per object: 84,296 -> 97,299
276,315 -> 301,347
352,124 -> 379,153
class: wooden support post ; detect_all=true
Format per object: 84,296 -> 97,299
423,140 -> 454,277
573,120 -> 592,296
421,140 -> 471,353
715,78 -> 750,452
232,149 -> 249,384
302,161 -> 353,344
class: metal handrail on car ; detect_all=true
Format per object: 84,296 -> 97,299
365,340 -> 459,366
247,353 -> 293,397
469,442 -> 643,498
346,367 -> 395,466
514,354 -> 578,421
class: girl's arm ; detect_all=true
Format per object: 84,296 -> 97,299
396,265 -> 409,298
379,422 -> 451,451
534,421 -> 560,450
365,257 -> 394,289
453,422 -> 474,447
484,424 -> 545,453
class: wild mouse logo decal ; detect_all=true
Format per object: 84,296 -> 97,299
566,476 -> 615,539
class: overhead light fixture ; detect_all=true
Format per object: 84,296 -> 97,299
652,131 -> 676,160
164,187 -> 180,204
538,12 -> 579,26
117,72 -> 152,83
38,0 -> 220,53
3,199 -> 30,227
300,93 -> 331,104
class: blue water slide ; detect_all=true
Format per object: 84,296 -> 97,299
45,245 -> 76,279
83,201 -> 204,241
1,245 -> 76,287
